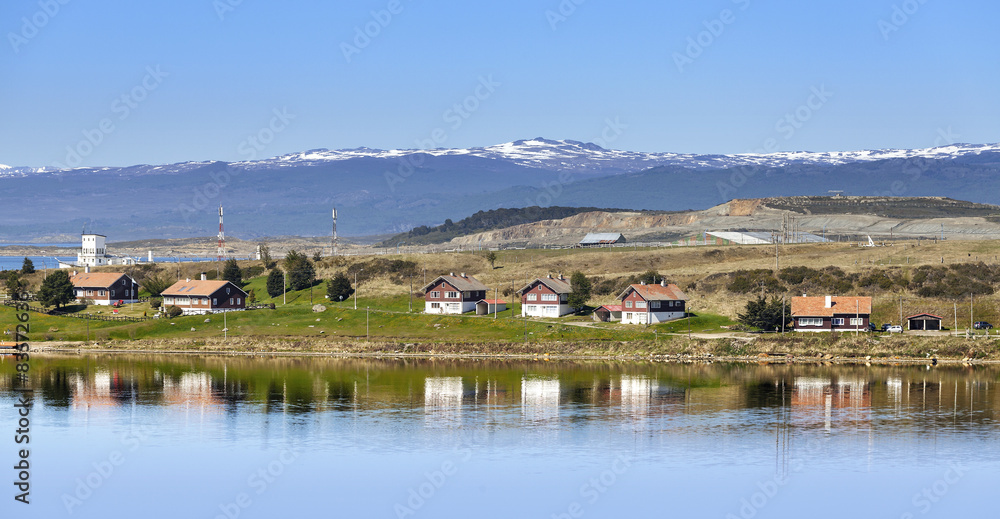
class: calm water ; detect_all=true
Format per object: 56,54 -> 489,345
0,355 -> 997,518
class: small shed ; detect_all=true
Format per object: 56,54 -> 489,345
593,304 -> 623,322
907,313 -> 942,331
476,299 -> 507,315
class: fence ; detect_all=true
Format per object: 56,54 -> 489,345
2,300 -> 150,323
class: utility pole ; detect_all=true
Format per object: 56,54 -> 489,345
954,302 -> 958,336
283,270 -> 286,305
409,277 -> 413,312
899,296 -> 902,328
366,306 -> 370,341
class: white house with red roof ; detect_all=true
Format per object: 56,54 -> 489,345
618,281 -> 687,325
70,271 -> 140,305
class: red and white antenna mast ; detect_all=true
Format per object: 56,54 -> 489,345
217,205 -> 225,261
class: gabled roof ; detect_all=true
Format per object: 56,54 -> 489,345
516,276 -> 573,295
422,274 -> 488,293
478,299 -> 507,305
618,283 -> 687,301
597,304 -> 623,312
162,280 -> 247,297
580,233 -> 625,245
70,272 -> 133,288
791,296 -> 872,317
906,313 -> 943,320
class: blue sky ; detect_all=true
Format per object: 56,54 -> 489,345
2,0 -> 998,167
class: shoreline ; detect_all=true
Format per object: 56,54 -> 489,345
24,338 -> 997,365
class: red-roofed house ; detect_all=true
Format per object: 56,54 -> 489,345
593,304 -> 622,322
422,273 -> 489,314
618,281 -> 687,325
161,278 -> 247,315
70,272 -> 139,306
791,295 -> 871,332
516,274 -> 574,317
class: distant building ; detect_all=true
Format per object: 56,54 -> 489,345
516,274 -> 574,317
70,272 -> 139,306
59,233 -> 137,268
161,277 -> 247,315
618,281 -> 687,325
907,313 -> 942,331
791,296 -> 871,332
579,233 -> 626,247
422,273 -> 489,314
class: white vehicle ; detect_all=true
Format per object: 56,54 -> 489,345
887,325 -> 903,333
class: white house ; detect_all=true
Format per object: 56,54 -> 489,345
516,274 -> 574,317
619,281 -> 687,325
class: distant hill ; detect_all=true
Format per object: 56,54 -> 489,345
375,206 -> 635,247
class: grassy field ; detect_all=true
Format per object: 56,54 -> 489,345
7,237 -> 1000,356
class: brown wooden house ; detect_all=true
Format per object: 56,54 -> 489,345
791,295 -> 871,332
70,272 -> 139,306
161,279 -> 247,315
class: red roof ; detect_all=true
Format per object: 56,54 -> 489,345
479,299 -> 507,304
791,296 -> 872,317
598,305 -> 623,312
619,283 -> 687,301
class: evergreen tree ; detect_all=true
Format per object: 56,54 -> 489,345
258,242 -> 275,269
266,269 -> 285,298
20,257 -> 35,274
485,251 -> 497,269
37,270 -> 74,309
326,272 -> 354,302
4,272 -> 26,301
737,295 -> 791,332
142,274 -> 172,297
567,271 -> 592,311
222,258 -> 242,286
283,250 -> 315,291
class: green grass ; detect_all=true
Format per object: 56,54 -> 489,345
652,312 -> 737,334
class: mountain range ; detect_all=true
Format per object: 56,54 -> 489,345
2,138 -> 999,242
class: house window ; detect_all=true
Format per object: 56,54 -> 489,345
832,318 -> 845,325
850,318 -> 863,326
541,294 -> 557,302
650,301 -> 660,309
635,301 -> 647,308
798,318 -> 823,326
86,290 -> 93,296
526,305 -> 537,312
625,301 -> 633,308
625,312 -> 633,320
229,298 -> 234,305
527,294 -> 538,301
98,290 -> 106,296
212,298 -> 217,305
430,302 -> 441,309
445,291 -> 458,299
430,291 -> 440,298
226,288 -> 231,295
237,298 -> 241,305
561,294 -> 568,302
111,290 -> 115,297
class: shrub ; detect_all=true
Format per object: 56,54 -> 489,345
150,298 -> 162,309
166,305 -> 183,318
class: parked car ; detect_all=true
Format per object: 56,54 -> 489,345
868,323 -> 878,332
880,323 -> 892,332
887,325 -> 903,333
973,321 -> 993,330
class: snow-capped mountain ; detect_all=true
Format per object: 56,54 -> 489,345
4,138 -> 1000,176
251,138 -> 1000,173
